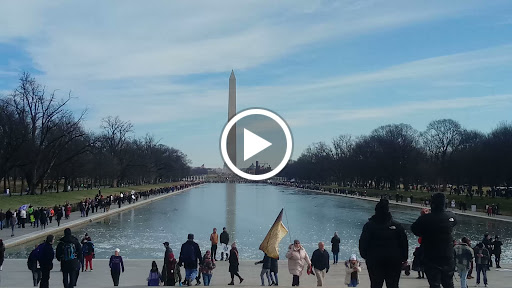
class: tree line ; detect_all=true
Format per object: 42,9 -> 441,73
0,73 -> 190,195
279,119 -> 512,192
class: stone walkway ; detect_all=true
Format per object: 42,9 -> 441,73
1,259 -> 511,287
0,185 -> 200,248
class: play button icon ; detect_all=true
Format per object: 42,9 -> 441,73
243,129 -> 272,161
220,108 -> 293,181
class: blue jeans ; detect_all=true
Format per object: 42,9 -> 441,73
476,264 -> 487,285
348,279 -> 358,287
457,267 -> 468,288
333,253 -> 339,263
185,269 -> 198,281
202,273 -> 212,286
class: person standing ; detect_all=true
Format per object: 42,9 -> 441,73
163,241 -> 174,286
474,243 -> 489,287
210,228 -> 219,261
482,233 -> 492,269
0,239 -> 4,272
39,208 -> 47,230
56,207 -> 63,227
37,235 -> 55,288
286,239 -> 311,287
109,248 -> 124,286
9,211 -> 17,236
255,253 -> 272,286
360,199 -> 408,288
311,242 -> 330,286
411,193 -> 457,288
178,234 -> 202,286
20,208 -> 27,228
82,239 -> 94,271
0,209 -> 4,230
454,237 -> 474,288
331,232 -> 340,264
493,236 -> 503,268
228,242 -> 244,285
5,209 -> 12,229
28,244 -> 42,286
56,228 -> 82,288
220,227 -> 229,261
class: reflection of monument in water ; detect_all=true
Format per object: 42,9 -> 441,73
225,182 -> 236,241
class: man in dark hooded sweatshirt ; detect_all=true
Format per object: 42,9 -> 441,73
411,193 -> 457,288
56,228 -> 83,288
359,199 -> 408,288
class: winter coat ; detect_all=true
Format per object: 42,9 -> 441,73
270,257 -> 279,273
178,240 -> 202,269
454,243 -> 474,270
56,235 -> 82,272
412,246 -> 424,271
359,213 -> 408,264
344,260 -> 361,285
411,202 -> 457,269
311,249 -> 330,271
200,256 -> 216,274
331,235 -> 340,253
37,242 -> 55,270
286,244 -> 311,276
0,241 -> 4,267
220,231 -> 229,245
474,246 -> 490,265
147,270 -> 161,286
493,240 -> 503,255
229,247 -> 240,273
256,254 -> 271,269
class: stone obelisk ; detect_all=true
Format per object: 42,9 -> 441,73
226,70 -> 237,171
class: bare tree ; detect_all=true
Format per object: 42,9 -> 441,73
100,116 -> 133,187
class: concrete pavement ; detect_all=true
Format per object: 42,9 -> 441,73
1,259 -> 511,288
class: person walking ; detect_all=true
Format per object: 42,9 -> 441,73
200,250 -> 216,286
359,199 -> 408,288
0,239 -> 4,271
28,244 -> 42,287
5,209 -> 12,229
345,254 -> 361,287
39,208 -> 47,230
331,232 -> 340,264
162,241 -> 175,286
37,235 -> 55,288
412,238 -> 425,279
255,253 -> 272,286
270,257 -> 279,286
493,236 -> 503,268
56,206 -> 63,227
474,243 -> 489,287
0,209 -> 4,231
82,239 -> 94,271
411,193 -> 457,288
311,242 -> 330,286
210,228 -> 219,261
220,227 -> 230,261
147,261 -> 162,286
228,242 -> 244,285
56,228 -> 82,288
178,234 -> 202,286
454,237 -> 474,288
109,248 -> 125,286
9,211 -> 17,236
286,239 -> 311,287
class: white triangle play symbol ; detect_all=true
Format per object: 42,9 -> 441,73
244,128 -> 272,161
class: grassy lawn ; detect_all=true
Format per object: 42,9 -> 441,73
321,185 -> 512,216
0,182 -> 182,211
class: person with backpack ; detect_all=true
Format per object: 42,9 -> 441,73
82,239 -> 95,271
56,228 -> 82,288
178,233 -> 202,286
454,237 -> 474,288
109,248 -> 125,286
147,261 -> 162,286
37,235 -> 55,288
28,244 -> 42,286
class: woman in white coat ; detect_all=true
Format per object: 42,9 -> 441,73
286,239 -> 311,286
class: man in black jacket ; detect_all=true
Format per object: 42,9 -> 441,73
493,236 -> 503,268
311,242 -> 330,286
359,199 -> 408,288
56,228 -> 82,288
28,244 -> 42,286
178,234 -> 202,286
38,235 -> 55,288
220,227 -> 229,261
411,192 -> 457,288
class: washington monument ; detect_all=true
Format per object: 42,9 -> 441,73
225,70 -> 237,171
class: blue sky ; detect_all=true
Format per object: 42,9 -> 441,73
1,0 -> 512,168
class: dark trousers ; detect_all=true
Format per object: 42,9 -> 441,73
62,270 -> 77,288
32,269 -> 42,286
468,261 -> 473,277
495,253 -> 501,267
366,260 -> 401,288
40,268 -> 51,288
476,264 -> 488,285
424,265 -> 454,288
292,275 -> 300,286
111,270 -> 121,286
211,244 -> 217,260
230,272 -> 241,281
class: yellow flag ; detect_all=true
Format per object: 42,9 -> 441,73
259,209 -> 288,259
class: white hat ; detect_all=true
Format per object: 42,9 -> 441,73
350,254 -> 357,261
115,248 -> 120,253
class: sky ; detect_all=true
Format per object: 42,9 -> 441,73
1,0 -> 512,168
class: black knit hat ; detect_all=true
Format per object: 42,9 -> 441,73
431,193 -> 446,211
375,199 -> 389,214
188,233 -> 194,240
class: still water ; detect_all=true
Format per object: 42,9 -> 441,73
6,183 -> 512,262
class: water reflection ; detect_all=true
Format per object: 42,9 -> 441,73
5,183 -> 512,263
